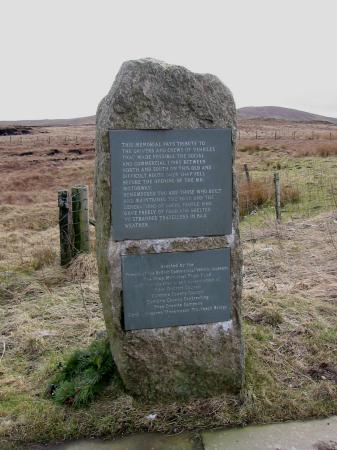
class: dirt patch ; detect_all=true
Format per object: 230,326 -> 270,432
309,363 -> 337,382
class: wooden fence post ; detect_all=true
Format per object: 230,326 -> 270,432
71,185 -> 90,255
58,190 -> 72,266
273,172 -> 281,222
243,163 -> 251,183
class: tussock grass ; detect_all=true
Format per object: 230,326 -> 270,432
297,144 -> 337,157
0,204 -> 57,232
239,180 -> 272,216
239,179 -> 300,216
238,145 -> 271,154
31,247 -> 58,270
67,253 -> 98,281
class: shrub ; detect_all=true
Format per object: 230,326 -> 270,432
46,338 -> 118,407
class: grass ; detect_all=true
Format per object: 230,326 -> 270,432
0,124 -> 337,448
1,210 -> 337,448
239,178 -> 300,216
296,144 -> 337,158
238,145 -> 271,154
238,155 -> 336,229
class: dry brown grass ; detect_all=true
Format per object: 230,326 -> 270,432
67,253 -> 98,281
296,143 -> 337,157
1,212 -> 337,447
280,184 -> 300,206
239,179 -> 272,216
30,247 -> 58,270
0,124 -> 95,206
238,144 -> 270,154
1,120 -> 337,447
239,179 -> 300,216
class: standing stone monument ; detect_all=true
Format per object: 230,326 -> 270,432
95,58 -> 244,401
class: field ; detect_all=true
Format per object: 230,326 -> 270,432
0,119 -> 337,448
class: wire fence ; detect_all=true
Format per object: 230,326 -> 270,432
238,130 -> 337,140
0,134 -> 95,146
0,164 -> 337,306
1,128 -> 337,145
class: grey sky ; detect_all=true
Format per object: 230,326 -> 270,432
1,0 -> 336,120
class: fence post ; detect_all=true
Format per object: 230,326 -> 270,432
71,185 -> 90,255
273,172 -> 281,222
58,190 -> 72,266
243,163 -> 251,183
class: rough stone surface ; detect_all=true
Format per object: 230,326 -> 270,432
95,58 -> 244,401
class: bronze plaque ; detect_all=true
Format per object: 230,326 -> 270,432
110,128 -> 232,240
122,248 -> 231,330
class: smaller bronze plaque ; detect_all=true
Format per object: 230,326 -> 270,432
122,248 -> 231,330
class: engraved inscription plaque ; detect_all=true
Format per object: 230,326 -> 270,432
122,248 -> 231,330
110,128 -> 232,240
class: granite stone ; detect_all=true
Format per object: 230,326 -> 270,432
94,58 -> 244,400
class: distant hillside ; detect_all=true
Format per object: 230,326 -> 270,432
2,106 -> 337,127
0,116 -> 95,127
238,106 -> 337,124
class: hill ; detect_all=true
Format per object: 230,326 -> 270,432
0,115 -> 95,127
2,106 -> 337,127
238,106 -> 337,124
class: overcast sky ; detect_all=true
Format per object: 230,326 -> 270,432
1,0 -> 336,120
